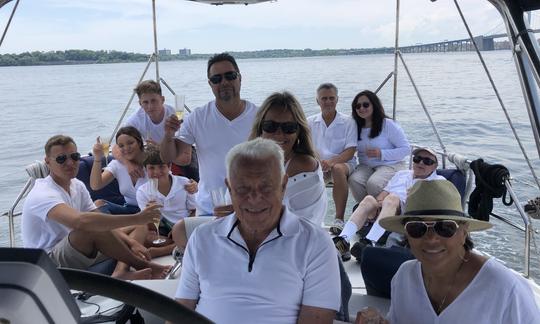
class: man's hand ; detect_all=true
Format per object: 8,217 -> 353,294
137,203 -> 162,225
184,179 -> 198,194
164,114 -> 182,139
130,239 -> 152,260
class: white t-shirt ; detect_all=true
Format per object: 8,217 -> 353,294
136,175 -> 197,224
284,163 -> 327,226
176,100 -> 257,215
175,208 -> 341,324
307,111 -> 357,164
104,160 -> 147,206
388,258 -> 540,324
356,118 -> 410,167
384,170 -> 445,204
125,104 -> 175,143
22,176 -> 96,252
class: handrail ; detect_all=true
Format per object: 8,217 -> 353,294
7,178 -> 33,247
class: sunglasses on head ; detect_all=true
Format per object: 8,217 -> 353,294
54,152 -> 81,164
208,71 -> 239,85
413,155 -> 436,166
404,220 -> 460,239
261,120 -> 299,134
355,102 -> 371,110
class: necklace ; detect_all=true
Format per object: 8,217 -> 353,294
431,252 -> 469,314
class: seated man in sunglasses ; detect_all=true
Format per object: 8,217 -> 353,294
333,147 -> 444,261
307,83 -> 358,234
161,52 -> 257,216
22,135 -> 171,279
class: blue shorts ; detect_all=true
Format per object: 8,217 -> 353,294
99,201 -> 140,215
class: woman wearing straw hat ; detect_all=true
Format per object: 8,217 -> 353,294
359,180 -> 539,323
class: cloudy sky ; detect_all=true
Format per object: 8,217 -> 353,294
1,0 -> 537,54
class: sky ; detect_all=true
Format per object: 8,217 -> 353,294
0,0 -> 537,55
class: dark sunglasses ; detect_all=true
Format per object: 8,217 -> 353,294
413,155 -> 436,166
261,120 -> 299,134
404,220 -> 460,239
54,152 -> 81,164
354,102 -> 371,110
209,71 -> 239,84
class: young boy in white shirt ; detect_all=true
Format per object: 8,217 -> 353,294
136,145 -> 197,257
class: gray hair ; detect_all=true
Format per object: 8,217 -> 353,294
226,138 -> 285,179
317,82 -> 338,96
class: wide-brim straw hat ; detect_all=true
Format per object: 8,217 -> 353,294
379,180 -> 492,234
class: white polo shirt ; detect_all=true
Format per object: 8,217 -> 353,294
175,208 -> 341,324
176,100 -> 257,215
136,175 -> 197,224
22,176 -> 96,252
384,170 -> 445,204
307,111 -> 357,165
104,160 -> 147,206
125,104 -> 175,143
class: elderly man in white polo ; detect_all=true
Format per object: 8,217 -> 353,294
174,138 -> 340,324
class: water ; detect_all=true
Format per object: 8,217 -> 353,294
1,52 -> 539,280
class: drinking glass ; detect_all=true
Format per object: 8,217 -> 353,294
211,187 -> 231,208
175,94 -> 185,120
100,135 -> 111,166
148,178 -> 166,244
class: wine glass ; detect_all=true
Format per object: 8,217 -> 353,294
175,94 -> 185,120
100,135 -> 111,166
148,178 -> 166,244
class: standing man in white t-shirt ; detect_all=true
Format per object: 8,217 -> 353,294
308,83 -> 358,236
22,135 -> 170,279
161,53 -> 257,215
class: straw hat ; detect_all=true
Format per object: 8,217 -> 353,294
379,180 -> 492,234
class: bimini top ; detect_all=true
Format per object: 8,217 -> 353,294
186,0 -> 273,5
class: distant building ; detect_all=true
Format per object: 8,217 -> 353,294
158,49 -> 171,56
178,48 -> 191,56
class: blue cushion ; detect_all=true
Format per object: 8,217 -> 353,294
76,155 -> 125,206
436,169 -> 466,198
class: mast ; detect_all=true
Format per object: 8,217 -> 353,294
152,0 -> 160,82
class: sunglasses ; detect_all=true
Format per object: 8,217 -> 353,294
54,152 -> 81,164
354,102 -> 371,110
208,71 -> 239,85
404,220 -> 460,239
413,155 -> 436,166
261,120 -> 299,134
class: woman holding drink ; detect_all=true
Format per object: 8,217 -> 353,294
91,126 -> 147,214
348,90 -> 410,203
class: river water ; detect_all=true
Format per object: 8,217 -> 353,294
1,52 -> 539,280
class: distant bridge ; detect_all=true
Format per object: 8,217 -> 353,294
353,29 -> 540,54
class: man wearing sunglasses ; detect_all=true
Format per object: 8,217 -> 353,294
307,83 -> 358,235
22,135 -> 171,279
161,52 -> 257,216
333,147 -> 444,261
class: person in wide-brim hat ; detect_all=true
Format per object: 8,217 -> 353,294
379,179 -> 492,233
363,179 -> 540,323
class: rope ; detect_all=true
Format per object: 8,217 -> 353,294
468,159 -> 513,221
